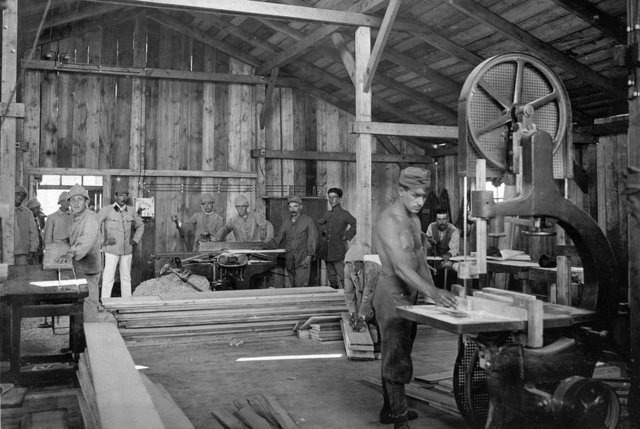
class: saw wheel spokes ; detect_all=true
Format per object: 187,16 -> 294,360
460,53 -> 570,172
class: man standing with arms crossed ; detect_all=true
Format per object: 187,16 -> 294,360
99,183 -> 144,299
373,167 -> 457,428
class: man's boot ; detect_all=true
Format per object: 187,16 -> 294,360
379,379 -> 418,424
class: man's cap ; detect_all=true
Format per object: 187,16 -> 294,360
327,187 -> 343,198
15,185 -> 28,195
26,198 -> 41,210
114,182 -> 129,195
67,184 -> 89,200
399,167 -> 431,189
287,195 -> 302,205
58,191 -> 69,204
234,194 -> 249,206
200,193 -> 215,204
344,244 -> 366,262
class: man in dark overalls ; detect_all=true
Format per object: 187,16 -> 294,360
373,167 -> 457,428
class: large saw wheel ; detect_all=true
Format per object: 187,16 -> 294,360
459,53 -> 570,172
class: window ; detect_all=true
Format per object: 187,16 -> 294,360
34,175 -> 103,215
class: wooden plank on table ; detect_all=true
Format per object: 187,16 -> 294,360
84,323 -> 165,429
42,242 -> 73,270
139,372 -> 195,429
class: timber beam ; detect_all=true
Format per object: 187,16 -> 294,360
351,121 -> 458,139
26,168 -> 257,179
250,149 -> 434,164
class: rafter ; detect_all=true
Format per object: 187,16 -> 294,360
331,33 -> 356,86
547,0 -> 626,44
444,0 -> 624,98
363,0 -> 402,92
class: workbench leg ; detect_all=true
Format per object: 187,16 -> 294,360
69,303 -> 85,361
10,304 -> 21,374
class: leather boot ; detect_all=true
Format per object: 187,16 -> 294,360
379,380 -> 418,424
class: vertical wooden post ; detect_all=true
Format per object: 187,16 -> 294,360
627,2 -> 640,423
355,26 -> 372,251
1,0 -> 18,263
129,16 -> 146,198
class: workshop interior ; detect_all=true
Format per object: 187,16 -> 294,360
1,1 -> 639,429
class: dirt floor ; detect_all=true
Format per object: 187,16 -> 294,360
127,326 -> 467,429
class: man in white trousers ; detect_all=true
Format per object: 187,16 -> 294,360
98,183 -> 144,299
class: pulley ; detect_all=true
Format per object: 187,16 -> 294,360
551,376 -> 620,429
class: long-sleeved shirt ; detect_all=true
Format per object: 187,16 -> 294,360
271,213 -> 317,271
98,203 -> 145,255
14,205 -> 39,255
426,222 -> 460,257
317,204 -> 357,262
344,259 -> 381,321
213,211 -> 270,242
44,208 -> 72,246
69,209 -> 101,275
187,210 -> 224,251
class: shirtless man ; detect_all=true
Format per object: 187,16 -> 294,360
373,167 -> 457,428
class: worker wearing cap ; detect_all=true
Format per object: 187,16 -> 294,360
173,193 -> 224,251
13,185 -> 39,265
373,167 -> 457,427
56,184 -> 102,321
212,194 -> 274,243
317,187 -> 356,289
98,183 -> 144,299
26,198 -> 46,264
44,191 -> 72,247
269,195 -> 317,287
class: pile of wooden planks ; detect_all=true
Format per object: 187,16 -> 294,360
211,393 -> 297,429
309,320 -> 342,343
340,312 -> 375,360
103,287 -> 347,345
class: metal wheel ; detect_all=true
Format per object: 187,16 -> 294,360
459,53 -> 570,171
552,376 -> 620,429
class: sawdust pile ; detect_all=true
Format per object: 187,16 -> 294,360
133,273 -> 210,296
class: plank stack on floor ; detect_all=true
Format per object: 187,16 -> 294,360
309,321 -> 342,343
102,287 -> 346,345
211,393 -> 297,429
340,312 -> 375,360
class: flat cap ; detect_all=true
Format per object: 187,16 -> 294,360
114,182 -> 129,195
287,195 -> 302,205
26,198 -> 41,210
234,194 -> 249,206
200,193 -> 215,204
15,185 -> 28,195
399,167 -> 430,190
58,191 -> 69,204
67,184 -> 89,200
327,187 -> 343,198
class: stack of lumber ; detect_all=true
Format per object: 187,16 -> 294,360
340,312 -> 375,360
309,321 -> 342,343
362,374 -> 460,417
103,287 -> 346,345
211,393 -> 297,429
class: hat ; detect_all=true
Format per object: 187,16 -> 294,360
287,195 -> 302,205
15,185 -> 27,195
399,167 -> 430,190
67,184 -> 89,200
58,191 -> 69,204
200,193 -> 215,204
344,244 -> 366,262
26,198 -> 41,210
327,188 -> 343,198
114,182 -> 129,195
234,194 -> 249,206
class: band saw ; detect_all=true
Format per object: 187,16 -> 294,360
399,53 -> 629,428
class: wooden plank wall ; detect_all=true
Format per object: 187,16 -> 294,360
19,18 -> 433,285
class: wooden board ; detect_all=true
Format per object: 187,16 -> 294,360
20,409 -> 69,429
1,387 -> 28,408
42,242 -> 72,270
139,373 -> 195,429
340,312 -> 374,360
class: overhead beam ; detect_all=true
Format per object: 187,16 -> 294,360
26,167 -> 257,179
250,149 -> 434,164
410,29 -> 483,67
331,33 -> 356,86
90,0 -> 382,27
547,0 -> 626,44
351,121 -> 458,139
256,0 -> 387,75
444,0 -> 624,98
383,47 -> 462,94
363,0 -> 402,92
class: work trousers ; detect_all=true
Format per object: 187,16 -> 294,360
373,273 -> 418,420
287,261 -> 310,287
102,252 -> 133,298
82,272 -> 101,322
325,260 -> 345,289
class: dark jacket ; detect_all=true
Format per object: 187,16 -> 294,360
272,213 -> 317,271
317,204 -> 356,262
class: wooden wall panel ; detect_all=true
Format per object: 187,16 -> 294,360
265,89 -> 282,194
280,88 -> 295,195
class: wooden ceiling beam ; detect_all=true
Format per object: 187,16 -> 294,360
255,0 -> 388,75
90,0 -> 382,27
351,121 -> 458,139
547,0 -> 626,44
363,0 -> 402,92
331,33 -> 356,86
409,29 -> 483,67
444,0 -> 625,98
